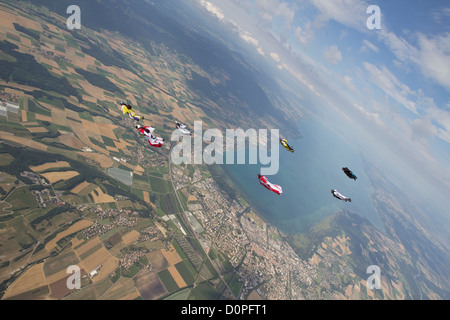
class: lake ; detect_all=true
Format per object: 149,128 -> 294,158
222,117 -> 384,234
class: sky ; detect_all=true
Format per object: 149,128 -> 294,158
188,0 -> 450,220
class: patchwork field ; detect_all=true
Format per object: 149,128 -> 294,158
2,263 -> 46,299
100,277 -> 140,300
133,269 -> 167,300
44,219 -> 94,252
75,237 -> 119,283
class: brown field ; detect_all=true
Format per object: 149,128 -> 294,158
167,265 -> 187,288
45,219 -> 94,252
0,133 -> 48,151
40,170 -> 79,184
48,269 -> 87,299
90,186 -> 115,203
100,277 -> 139,300
78,80 -> 106,100
94,122 -> 117,140
81,119 -> 101,137
4,86 -> 27,97
21,110 -> 27,122
30,161 -> 70,172
51,108 -> 69,127
0,9 -> 17,29
75,237 -> 118,284
89,143 -> 110,157
188,194 -> 198,202
0,80 -> 39,95
75,237 -> 102,258
142,191 -> 150,204
146,250 -> 169,272
12,11 -> 43,32
133,269 -> 167,300
121,230 -> 140,246
114,139 -> 134,152
162,244 -> 183,266
79,246 -> 119,284
58,133 -> 85,149
26,126 -> 48,133
69,120 -> 94,147
119,291 -> 141,300
46,267 -> 73,285
77,151 -> 114,168
34,113 -> 53,122
22,122 -> 40,126
71,181 -> 90,194
2,263 -> 47,299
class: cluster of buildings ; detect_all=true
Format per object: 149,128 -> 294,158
82,222 -> 115,240
81,207 -> 141,239
31,45 -> 69,62
137,225 -> 162,243
31,188 -> 64,208
119,249 -> 148,270
169,162 -> 321,300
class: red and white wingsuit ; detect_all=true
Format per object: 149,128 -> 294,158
135,125 -> 164,148
257,174 -> 282,195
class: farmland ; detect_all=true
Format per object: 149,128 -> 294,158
0,0 -> 245,301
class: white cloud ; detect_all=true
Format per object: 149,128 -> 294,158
342,75 -> 357,92
352,103 -> 384,128
310,0 -> 368,31
377,29 -> 420,64
360,39 -> 379,53
323,45 -> 342,64
411,116 -> 438,142
416,33 -> 450,91
200,0 -> 225,20
270,52 -> 280,62
294,22 -> 315,46
239,30 -> 259,46
363,62 -> 418,114
254,0 -> 296,30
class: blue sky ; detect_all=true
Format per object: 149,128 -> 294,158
192,0 -> 450,211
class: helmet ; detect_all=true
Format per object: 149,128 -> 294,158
120,101 -> 125,105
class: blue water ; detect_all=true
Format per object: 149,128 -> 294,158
223,117 -> 383,234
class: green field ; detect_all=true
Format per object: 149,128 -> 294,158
175,260 -> 197,285
157,269 -> 179,293
0,153 -> 14,166
188,281 -> 220,300
149,176 -> 172,193
163,287 -> 191,300
43,250 -> 80,277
